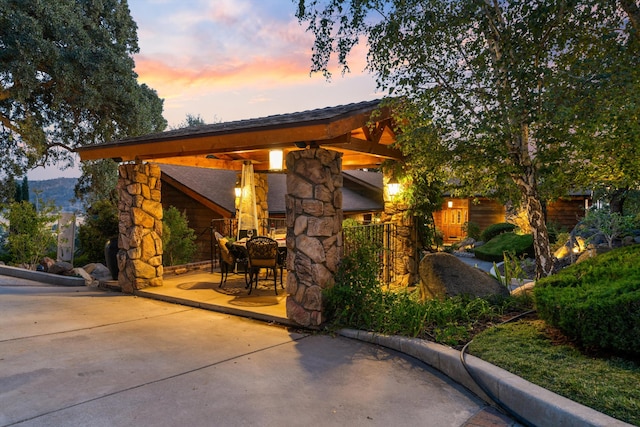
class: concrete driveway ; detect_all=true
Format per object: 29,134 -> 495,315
0,277 -> 515,427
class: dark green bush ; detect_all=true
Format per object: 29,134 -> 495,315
474,232 -> 533,262
480,222 -> 516,242
463,221 -> 481,240
534,245 -> 640,355
77,200 -> 119,263
162,206 -> 197,266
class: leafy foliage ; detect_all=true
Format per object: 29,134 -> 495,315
324,237 -> 525,345
474,232 -> 534,262
1,199 -> 58,267
578,208 -> 638,248
162,206 -> 197,266
479,222 -> 516,243
0,0 -> 167,177
77,199 -> 119,263
297,0 -> 639,278
534,245 -> 640,356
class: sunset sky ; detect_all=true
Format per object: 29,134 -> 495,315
29,0 -> 381,179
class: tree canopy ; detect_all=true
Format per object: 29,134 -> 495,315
0,0 -> 167,178
297,0 -> 640,277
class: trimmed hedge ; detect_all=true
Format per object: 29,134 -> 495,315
473,232 -> 534,262
534,245 -> 640,355
480,222 -> 516,242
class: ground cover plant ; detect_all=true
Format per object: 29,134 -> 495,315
474,232 -> 534,262
468,320 -> 640,425
325,239 -> 640,424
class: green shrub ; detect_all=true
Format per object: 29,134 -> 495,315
534,245 -> 640,355
480,222 -> 516,242
474,232 -> 533,262
77,200 -> 119,263
1,200 -> 58,267
162,206 -> 197,266
462,221 -> 481,240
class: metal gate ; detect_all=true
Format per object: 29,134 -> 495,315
342,223 -> 396,284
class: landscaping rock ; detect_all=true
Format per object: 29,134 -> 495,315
419,252 -> 509,300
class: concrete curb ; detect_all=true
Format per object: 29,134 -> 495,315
338,329 -> 632,427
0,264 -> 85,287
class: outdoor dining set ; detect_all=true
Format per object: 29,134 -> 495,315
214,231 -> 286,295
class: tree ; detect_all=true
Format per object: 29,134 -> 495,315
297,0 -> 639,278
2,198 -> 58,267
173,113 -> 206,129
74,159 -> 119,209
0,0 -> 168,178
162,206 -> 197,266
77,199 -> 119,263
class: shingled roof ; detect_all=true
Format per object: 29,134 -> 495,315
76,100 -> 402,171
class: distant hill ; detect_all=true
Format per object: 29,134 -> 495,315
29,178 -> 82,212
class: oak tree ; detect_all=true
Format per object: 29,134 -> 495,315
0,0 -> 167,178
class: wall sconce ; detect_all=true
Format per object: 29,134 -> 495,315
387,177 -> 401,197
234,179 -> 242,198
447,200 -> 453,208
269,149 -> 283,171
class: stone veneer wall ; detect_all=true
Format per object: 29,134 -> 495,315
285,148 -> 343,327
382,174 -> 419,287
116,163 -> 163,293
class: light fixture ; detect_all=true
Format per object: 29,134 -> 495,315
234,179 -> 241,198
269,149 -> 283,171
387,177 -> 401,197
447,200 -> 453,208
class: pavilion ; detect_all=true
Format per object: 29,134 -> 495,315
76,99 -> 418,327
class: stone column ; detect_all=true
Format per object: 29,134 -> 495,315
382,173 -> 418,287
116,163 -> 163,293
285,148 -> 343,327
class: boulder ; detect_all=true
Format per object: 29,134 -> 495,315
47,261 -> 75,275
419,252 -> 509,300
83,263 -> 113,281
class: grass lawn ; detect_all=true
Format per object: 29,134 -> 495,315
468,318 -> 640,425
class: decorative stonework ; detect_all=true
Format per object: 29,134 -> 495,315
382,173 -> 419,287
117,163 -> 163,293
255,172 -> 269,233
285,148 -> 343,327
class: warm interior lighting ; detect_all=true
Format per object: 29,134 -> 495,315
234,179 -> 242,198
269,149 -> 283,171
387,177 -> 401,197
447,200 -> 453,208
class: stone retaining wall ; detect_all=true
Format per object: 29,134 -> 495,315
116,163 -> 163,293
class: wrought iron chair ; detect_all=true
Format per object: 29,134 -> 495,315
246,236 -> 283,295
214,232 -> 236,287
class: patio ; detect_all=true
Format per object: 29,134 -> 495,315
135,267 -> 294,326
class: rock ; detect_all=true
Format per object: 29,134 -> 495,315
84,263 -> 113,281
73,267 -> 98,287
418,252 -> 509,300
40,257 -> 56,272
48,261 -> 74,275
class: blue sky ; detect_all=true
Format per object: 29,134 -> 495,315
29,0 -> 381,180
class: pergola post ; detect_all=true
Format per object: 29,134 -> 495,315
382,172 -> 419,287
284,148 -> 343,327
116,162 -> 164,293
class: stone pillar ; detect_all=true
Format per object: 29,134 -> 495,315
116,163 -> 163,293
382,173 -> 419,287
285,148 -> 343,327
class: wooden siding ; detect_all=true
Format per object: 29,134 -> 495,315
162,182 -> 227,262
468,199 -> 507,231
546,198 -> 589,231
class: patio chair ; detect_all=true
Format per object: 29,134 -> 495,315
214,232 -> 236,287
246,236 -> 283,295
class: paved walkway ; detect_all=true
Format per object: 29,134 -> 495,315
0,275 -> 518,427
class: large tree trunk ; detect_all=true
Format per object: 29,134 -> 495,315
609,188 -> 628,214
513,168 -> 554,279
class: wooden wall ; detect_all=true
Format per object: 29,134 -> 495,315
162,182 -> 227,262
468,198 -> 507,231
546,197 -> 589,231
